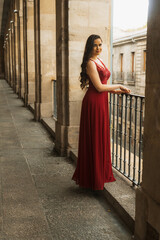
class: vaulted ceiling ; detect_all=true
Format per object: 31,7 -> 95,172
0,0 -> 11,37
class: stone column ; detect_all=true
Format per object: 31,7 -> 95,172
26,0 -> 35,104
55,0 -> 112,155
14,0 -> 20,94
9,28 -> 13,87
10,2 -> 16,92
3,44 -> 6,80
6,34 -> 11,85
23,0 -> 28,106
19,0 -> 25,99
34,0 -> 56,120
16,0 -> 22,98
5,43 -> 9,82
34,0 -> 41,121
134,0 -> 160,239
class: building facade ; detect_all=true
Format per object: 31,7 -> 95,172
112,29 -> 147,96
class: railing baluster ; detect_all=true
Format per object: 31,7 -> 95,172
119,94 -> 123,171
109,93 -> 112,128
123,95 -> 128,176
138,97 -> 143,185
128,95 -> 132,179
112,94 -> 116,166
133,96 -> 138,186
116,95 -> 119,169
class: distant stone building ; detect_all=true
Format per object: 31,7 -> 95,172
112,29 -> 147,96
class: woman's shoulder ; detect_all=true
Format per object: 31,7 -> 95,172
86,59 -> 97,70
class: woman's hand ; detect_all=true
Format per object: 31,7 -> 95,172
111,90 -> 127,94
119,85 -> 131,94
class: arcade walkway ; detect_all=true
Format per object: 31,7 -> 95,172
0,79 -> 132,239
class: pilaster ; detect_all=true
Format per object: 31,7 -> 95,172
135,0 -> 160,239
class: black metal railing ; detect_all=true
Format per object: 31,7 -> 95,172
109,93 -> 145,186
53,79 -> 57,119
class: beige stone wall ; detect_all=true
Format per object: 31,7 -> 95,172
135,40 -> 146,96
68,0 -> 112,150
40,0 -> 56,117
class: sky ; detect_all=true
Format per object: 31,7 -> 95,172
113,0 -> 149,30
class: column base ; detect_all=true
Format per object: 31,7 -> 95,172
55,121 -> 68,156
55,122 -> 79,157
16,84 -> 19,94
34,102 -> 41,121
24,93 -> 28,107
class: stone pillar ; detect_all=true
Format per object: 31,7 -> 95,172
6,34 -> 11,85
16,0 -> 22,98
26,0 -> 35,104
55,0 -> 112,155
7,40 -> 10,83
5,42 -> 9,82
134,0 -> 160,239
34,0 -> 41,121
10,2 -> 16,92
23,0 -> 29,106
19,0 -> 25,99
0,36 -> 4,78
14,0 -> 21,95
34,0 -> 56,120
9,28 -> 13,87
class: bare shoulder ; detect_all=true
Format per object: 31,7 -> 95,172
86,60 -> 96,70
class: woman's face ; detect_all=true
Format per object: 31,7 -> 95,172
91,38 -> 102,57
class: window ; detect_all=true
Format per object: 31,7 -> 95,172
120,53 -> 123,74
131,52 -> 135,74
143,50 -> 146,72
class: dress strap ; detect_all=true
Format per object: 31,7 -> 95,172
89,58 -> 105,70
97,57 -> 106,68
89,58 -> 96,63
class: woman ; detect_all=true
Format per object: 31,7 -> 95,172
72,34 -> 130,190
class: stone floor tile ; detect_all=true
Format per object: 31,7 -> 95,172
3,217 -> 50,238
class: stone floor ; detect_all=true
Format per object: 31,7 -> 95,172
0,80 -> 132,240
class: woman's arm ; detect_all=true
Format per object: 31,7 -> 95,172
110,89 -> 129,94
86,61 -> 130,93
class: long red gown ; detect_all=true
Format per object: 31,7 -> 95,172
72,58 -> 116,190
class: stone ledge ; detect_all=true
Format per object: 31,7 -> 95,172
28,104 -> 56,139
40,117 -> 56,139
28,103 -> 35,114
69,149 -> 135,234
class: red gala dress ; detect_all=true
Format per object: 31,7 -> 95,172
72,58 -> 116,190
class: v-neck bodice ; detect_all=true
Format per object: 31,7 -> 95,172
87,58 -> 111,91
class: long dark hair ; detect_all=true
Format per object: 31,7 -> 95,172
80,34 -> 102,89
